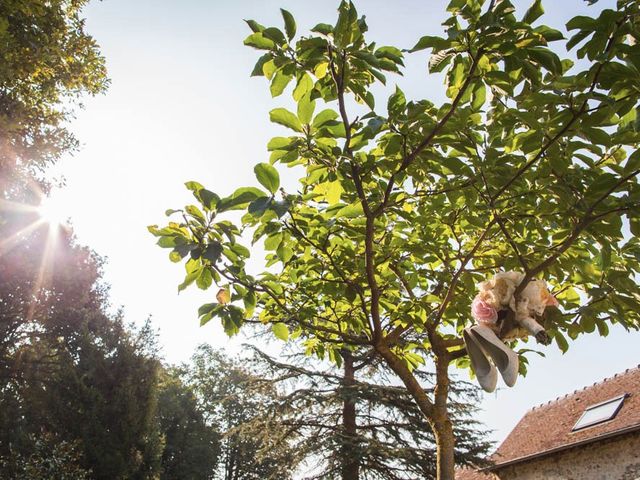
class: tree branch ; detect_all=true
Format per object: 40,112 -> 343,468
373,51 -> 483,217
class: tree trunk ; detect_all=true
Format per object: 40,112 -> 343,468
432,406 -> 456,480
374,341 -> 457,480
340,349 -> 359,480
433,354 -> 456,480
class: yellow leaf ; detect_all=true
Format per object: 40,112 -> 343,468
314,61 -> 329,79
216,288 -> 230,304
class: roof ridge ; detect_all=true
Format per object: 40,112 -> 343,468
530,364 -> 640,411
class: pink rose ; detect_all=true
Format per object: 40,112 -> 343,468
471,296 -> 498,325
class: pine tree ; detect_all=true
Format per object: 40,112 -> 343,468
231,346 -> 493,480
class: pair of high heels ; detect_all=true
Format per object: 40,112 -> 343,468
463,324 -> 519,393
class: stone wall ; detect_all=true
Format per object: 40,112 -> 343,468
494,431 -> 640,480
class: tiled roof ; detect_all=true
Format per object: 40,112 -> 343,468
490,365 -> 640,469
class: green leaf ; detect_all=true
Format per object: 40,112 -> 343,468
230,243 -> 250,258
178,268 -> 202,292
276,243 -> 294,263
269,108 -> 303,132
311,23 -> 333,35
353,50 -> 380,67
268,136 -> 297,152
446,0 -> 465,11
202,242 -> 223,263
262,27 -> 286,45
522,0 -> 544,24
217,187 -> 268,212
600,242 -> 611,270
272,322 -> 290,341
566,29 -> 592,51
169,250 -> 183,262
198,302 -> 218,317
264,232 -> 283,251
624,149 -> 640,175
244,32 -> 275,50
533,26 -> 564,42
334,1 -> 358,48
326,180 -> 343,205
262,59 -> 277,79
527,47 -> 562,75
196,268 -> 213,290
387,86 -> 406,118
254,163 -> 280,194
222,306 -> 245,336
297,92 -> 316,124
484,71 -> 514,95
185,181 -> 204,193
248,196 -> 272,216
410,35 -> 448,52
429,49 -> 455,73
270,70 -> 293,97
312,109 -> 339,129
566,16 -> 596,31
243,289 -> 256,314
281,8 -> 296,40
471,82 -> 486,111
244,19 -> 264,33
199,189 -> 219,210
186,204 -> 205,220
198,302 -> 221,326
554,331 -> 569,353
293,73 -> 313,102
251,53 -> 271,77
157,236 -> 178,248
336,202 -> 364,218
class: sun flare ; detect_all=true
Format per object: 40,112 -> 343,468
38,194 -> 69,226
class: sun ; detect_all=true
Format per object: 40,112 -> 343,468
38,193 -> 69,226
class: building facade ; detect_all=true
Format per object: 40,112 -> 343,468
458,365 -> 640,479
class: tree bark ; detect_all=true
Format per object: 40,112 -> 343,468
433,355 -> 456,480
374,341 -> 457,480
433,414 -> 456,480
340,349 -> 360,480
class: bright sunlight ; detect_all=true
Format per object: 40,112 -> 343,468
37,191 -> 70,227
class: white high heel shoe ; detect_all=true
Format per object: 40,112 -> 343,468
463,327 -> 498,393
470,324 -> 520,388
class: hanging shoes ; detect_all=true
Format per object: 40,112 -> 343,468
470,324 -> 520,388
463,327 -> 498,393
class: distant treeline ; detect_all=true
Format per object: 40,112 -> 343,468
0,215 -> 491,479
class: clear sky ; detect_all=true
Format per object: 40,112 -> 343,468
46,0 -> 638,445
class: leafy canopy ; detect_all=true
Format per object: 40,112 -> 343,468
150,0 -> 640,374
0,0 -> 108,183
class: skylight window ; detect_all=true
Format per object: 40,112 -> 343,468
572,395 -> 626,431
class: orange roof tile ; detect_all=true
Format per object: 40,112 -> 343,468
491,365 -> 640,468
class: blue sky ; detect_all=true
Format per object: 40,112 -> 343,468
47,0 -> 638,444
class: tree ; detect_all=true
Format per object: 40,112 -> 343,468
1,433 -> 91,480
0,0 -> 108,191
182,345 -> 297,480
238,347 -> 492,479
157,367 -> 220,480
38,319 -> 164,480
150,1 -> 640,478
0,309 -> 166,480
0,208 -> 107,384
0,206 -> 164,479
